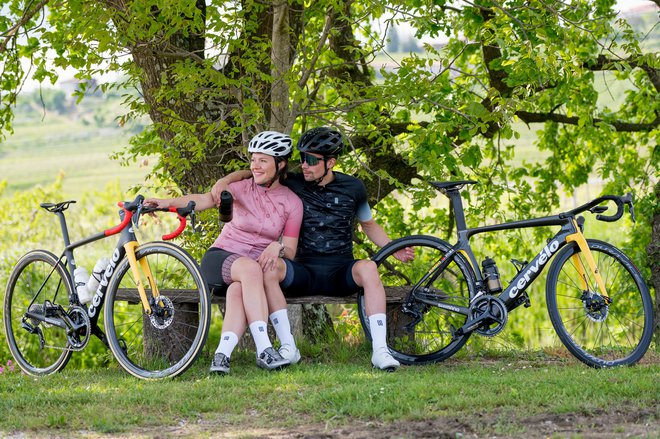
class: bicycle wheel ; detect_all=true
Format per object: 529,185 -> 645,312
104,242 -> 210,379
4,250 -> 73,375
546,239 -> 653,368
357,235 -> 476,364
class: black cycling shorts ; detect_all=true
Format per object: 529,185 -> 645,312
282,257 -> 360,297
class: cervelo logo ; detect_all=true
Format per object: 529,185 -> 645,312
88,248 -> 122,318
508,240 -> 560,299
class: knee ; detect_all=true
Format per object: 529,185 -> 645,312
354,260 -> 381,286
263,259 -> 285,284
233,257 -> 263,281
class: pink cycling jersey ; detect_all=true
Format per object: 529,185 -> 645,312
211,179 -> 303,260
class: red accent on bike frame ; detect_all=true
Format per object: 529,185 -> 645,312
104,203 -> 133,236
162,207 -> 187,241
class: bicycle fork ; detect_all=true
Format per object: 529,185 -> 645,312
566,219 -> 610,303
123,241 -> 160,315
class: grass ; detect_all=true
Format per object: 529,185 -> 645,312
0,345 -> 657,437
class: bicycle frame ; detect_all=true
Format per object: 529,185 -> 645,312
417,183 -> 632,326
27,197 -> 193,345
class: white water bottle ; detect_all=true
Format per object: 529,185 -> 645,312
86,257 -> 110,299
74,267 -> 92,304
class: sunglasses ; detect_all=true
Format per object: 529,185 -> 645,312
299,153 -> 325,166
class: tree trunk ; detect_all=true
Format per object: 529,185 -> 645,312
647,181 -> 660,350
143,303 -> 199,362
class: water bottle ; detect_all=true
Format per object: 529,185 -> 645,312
219,190 -> 233,222
482,257 -> 502,293
86,257 -> 111,298
74,267 -> 92,304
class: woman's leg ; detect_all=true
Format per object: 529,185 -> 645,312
211,282 -> 245,374
264,259 -> 300,363
230,257 -> 290,370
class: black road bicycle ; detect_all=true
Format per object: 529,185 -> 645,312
4,195 -> 211,379
357,181 -> 654,368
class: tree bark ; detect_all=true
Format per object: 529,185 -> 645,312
647,181 -> 660,349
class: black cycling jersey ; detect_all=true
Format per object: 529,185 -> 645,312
284,172 -> 368,259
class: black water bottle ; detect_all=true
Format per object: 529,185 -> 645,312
482,257 -> 502,293
219,190 -> 233,222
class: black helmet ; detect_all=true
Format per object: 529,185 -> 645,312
296,127 -> 343,157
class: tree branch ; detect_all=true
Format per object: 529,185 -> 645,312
516,110 -> 660,132
0,0 -> 50,53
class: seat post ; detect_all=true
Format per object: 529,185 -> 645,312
445,189 -> 468,233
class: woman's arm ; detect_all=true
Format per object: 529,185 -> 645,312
144,192 -> 215,211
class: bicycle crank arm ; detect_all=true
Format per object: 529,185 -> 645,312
454,315 -> 490,337
24,311 -> 68,330
414,297 -> 469,315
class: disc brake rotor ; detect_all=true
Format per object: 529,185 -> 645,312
149,296 -> 174,329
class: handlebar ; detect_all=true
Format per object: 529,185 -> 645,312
107,195 -> 196,240
560,193 -> 635,223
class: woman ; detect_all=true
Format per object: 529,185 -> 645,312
145,131 -> 303,374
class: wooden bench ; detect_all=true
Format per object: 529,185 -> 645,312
114,286 -> 410,340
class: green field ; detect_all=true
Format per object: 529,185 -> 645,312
0,93 -> 151,200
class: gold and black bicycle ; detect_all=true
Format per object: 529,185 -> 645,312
357,181 -> 653,368
4,195 -> 210,379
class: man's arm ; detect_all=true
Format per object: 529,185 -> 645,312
359,218 -> 391,248
359,218 -> 414,262
210,170 -> 252,206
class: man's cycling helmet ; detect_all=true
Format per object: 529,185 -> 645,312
296,127 -> 343,157
248,131 -> 293,157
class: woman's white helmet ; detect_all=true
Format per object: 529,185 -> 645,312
248,131 -> 293,157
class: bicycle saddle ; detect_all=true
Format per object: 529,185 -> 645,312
40,201 -> 76,213
429,181 -> 477,192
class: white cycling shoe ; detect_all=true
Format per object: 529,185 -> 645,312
371,347 -> 400,372
278,343 -> 301,364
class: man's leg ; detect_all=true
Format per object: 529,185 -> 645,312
351,259 -> 400,371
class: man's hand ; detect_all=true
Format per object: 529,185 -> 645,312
393,246 -> 414,262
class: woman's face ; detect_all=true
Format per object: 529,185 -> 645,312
250,152 -> 278,185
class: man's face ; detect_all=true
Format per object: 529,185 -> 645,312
299,152 -> 327,182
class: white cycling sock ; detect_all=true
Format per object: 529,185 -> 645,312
249,320 -> 272,356
269,309 -> 296,348
216,331 -> 239,358
369,313 -> 388,351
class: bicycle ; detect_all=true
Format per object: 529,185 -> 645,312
4,195 -> 211,379
357,181 -> 654,368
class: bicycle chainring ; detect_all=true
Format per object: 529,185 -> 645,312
149,296 -> 174,330
470,296 -> 508,337
67,305 -> 91,351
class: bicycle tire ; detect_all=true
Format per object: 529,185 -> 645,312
357,235 -> 476,364
4,250 -> 74,375
546,239 -> 653,368
104,241 -> 210,379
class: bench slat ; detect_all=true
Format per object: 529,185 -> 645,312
113,286 -> 411,305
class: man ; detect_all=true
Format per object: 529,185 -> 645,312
212,127 -> 413,371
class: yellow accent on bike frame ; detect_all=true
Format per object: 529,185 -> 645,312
565,220 -> 609,299
123,241 -> 156,315
459,250 -> 473,270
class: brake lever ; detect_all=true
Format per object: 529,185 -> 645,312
132,202 -> 143,229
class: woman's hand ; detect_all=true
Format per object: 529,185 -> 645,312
143,198 -> 168,209
257,242 -> 283,271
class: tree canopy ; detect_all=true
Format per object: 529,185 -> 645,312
1,0 -> 658,280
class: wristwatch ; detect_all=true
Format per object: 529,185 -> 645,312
278,241 -> 286,257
